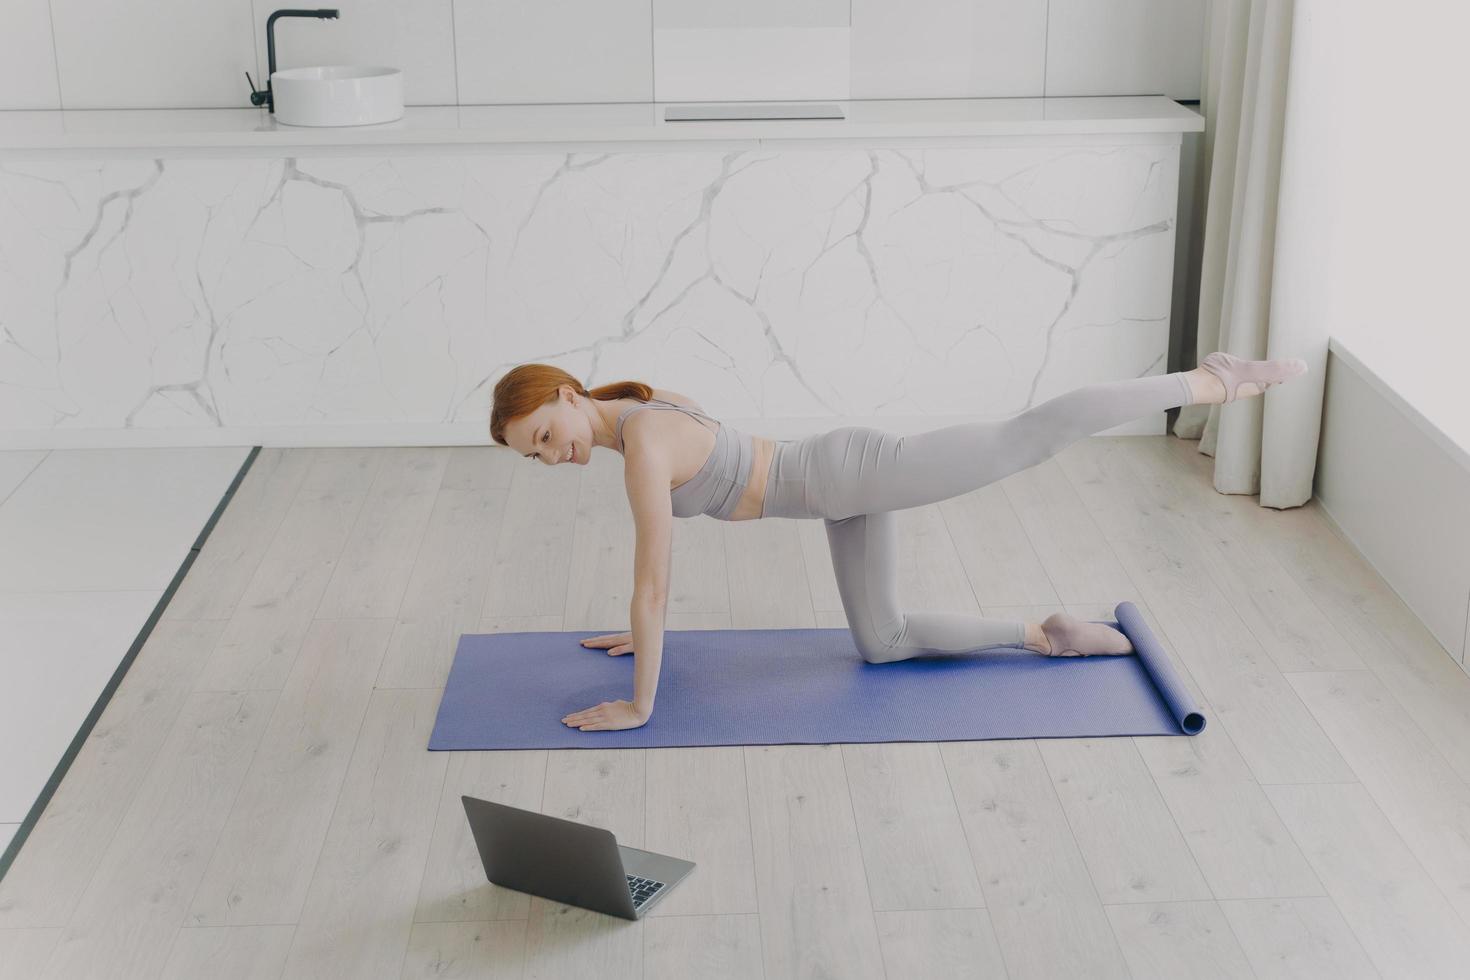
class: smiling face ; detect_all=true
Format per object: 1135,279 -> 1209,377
505,385 -> 591,468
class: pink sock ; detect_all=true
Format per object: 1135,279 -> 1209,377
1040,612 -> 1134,657
1199,351 -> 1309,403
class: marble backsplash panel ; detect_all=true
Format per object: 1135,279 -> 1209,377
0,141 -> 1179,443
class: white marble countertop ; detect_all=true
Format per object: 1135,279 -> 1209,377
0,96 -> 1202,152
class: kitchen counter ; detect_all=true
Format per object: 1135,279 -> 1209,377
0,95 -> 1201,155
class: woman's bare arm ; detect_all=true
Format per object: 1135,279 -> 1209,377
629,595 -> 666,718
623,438 -> 675,718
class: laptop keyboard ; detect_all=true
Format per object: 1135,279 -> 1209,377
626,874 -> 666,909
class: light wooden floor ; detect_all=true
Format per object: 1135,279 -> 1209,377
3,436 -> 1470,980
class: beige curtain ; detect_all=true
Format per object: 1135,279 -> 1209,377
1172,0 -> 1320,508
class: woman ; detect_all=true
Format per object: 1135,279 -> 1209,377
490,352 -> 1308,732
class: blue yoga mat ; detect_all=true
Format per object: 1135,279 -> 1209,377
427,601 -> 1204,750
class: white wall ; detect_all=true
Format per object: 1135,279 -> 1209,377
0,0 -> 1204,111
1279,0 -> 1470,669
1273,0 -> 1470,449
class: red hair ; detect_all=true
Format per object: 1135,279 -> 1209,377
488,363 -> 653,447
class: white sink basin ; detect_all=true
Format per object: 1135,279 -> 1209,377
271,66 -> 404,127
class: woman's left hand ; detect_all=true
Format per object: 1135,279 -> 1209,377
562,699 -> 648,732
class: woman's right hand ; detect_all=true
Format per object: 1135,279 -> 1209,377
579,631 -> 634,656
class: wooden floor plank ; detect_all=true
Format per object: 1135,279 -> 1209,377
160,924 -> 296,980
842,742 -> 986,911
1133,722 -> 1323,900
196,448 -> 383,692
1039,738 -> 1213,905
1001,456 -> 1138,606
1105,900 -> 1255,980
1287,668 -> 1470,926
400,920 -> 526,980
874,908 -> 1009,980
41,691 -> 275,980
188,619 -> 394,927
164,448 -> 313,622
0,928 -> 61,980
1265,782 -> 1470,979
315,447 -> 449,619
743,744 -> 885,980
1217,897 -> 1379,980
377,483 -> 507,690
480,453 -> 581,620
1126,439 -> 1366,672
942,739 -> 1130,980
280,689 -> 449,980
643,913 -> 765,980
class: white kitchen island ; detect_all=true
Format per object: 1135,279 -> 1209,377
0,96 -> 1203,448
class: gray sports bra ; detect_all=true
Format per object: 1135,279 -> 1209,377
613,397 -> 755,520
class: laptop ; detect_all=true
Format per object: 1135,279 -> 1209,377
462,794 -> 696,920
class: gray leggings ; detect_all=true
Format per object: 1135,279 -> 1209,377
759,372 -> 1194,663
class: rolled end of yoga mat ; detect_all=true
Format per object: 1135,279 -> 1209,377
1113,601 -> 1206,734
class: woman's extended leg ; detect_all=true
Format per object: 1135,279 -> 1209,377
815,371 -> 1195,521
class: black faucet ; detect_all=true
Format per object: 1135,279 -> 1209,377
246,8 -> 340,113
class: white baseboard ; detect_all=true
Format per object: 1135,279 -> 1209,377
1315,339 -> 1470,673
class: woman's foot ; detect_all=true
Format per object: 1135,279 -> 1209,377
1024,612 -> 1135,657
1188,352 -> 1309,404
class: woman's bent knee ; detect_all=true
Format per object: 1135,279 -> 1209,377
859,643 -> 903,664
853,629 -> 907,664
